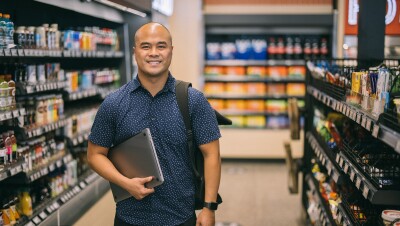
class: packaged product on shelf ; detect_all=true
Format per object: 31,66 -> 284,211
225,66 -> 245,76
286,83 -> 305,96
207,99 -> 225,110
245,116 -> 265,128
220,42 -> 236,60
226,115 -> 245,127
288,66 -> 306,78
285,37 -> 294,60
293,37 -> 303,59
303,38 -> 312,59
320,38 -> 329,59
267,37 -> 276,59
311,38 -> 320,59
267,84 -> 286,95
206,42 -> 221,60
246,66 -> 266,77
245,100 -> 264,111
266,116 -> 288,129
3,14 -> 15,48
381,210 -> 400,226
275,37 -> 285,60
235,39 -> 252,60
204,82 -> 225,95
0,74 -> 9,111
226,83 -> 246,95
204,66 -> 224,76
19,189 -> 32,217
225,100 -> 246,111
251,39 -> 267,60
265,100 -> 287,113
246,83 -> 266,95
268,66 -> 288,78
27,65 -> 37,84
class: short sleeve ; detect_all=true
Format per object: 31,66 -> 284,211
189,88 -> 221,146
88,97 -> 116,148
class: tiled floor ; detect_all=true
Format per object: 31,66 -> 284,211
74,160 -> 306,226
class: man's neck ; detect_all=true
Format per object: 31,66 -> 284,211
138,73 -> 169,97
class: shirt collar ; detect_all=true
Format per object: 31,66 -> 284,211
130,72 -> 176,94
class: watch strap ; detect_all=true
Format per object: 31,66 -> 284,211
203,202 -> 218,210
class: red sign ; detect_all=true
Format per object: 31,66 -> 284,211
345,0 -> 400,35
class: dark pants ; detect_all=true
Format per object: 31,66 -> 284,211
114,214 -> 197,226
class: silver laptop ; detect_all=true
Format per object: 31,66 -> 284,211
107,128 -> 164,202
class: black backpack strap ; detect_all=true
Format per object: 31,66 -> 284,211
175,80 -> 201,178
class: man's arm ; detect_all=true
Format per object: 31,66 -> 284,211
197,139 -> 221,226
87,141 -> 154,200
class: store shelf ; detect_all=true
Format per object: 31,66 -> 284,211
336,151 -> 400,205
205,59 -> 305,66
25,153 -> 73,183
97,86 -> 118,99
305,173 -> 337,226
336,203 -> 354,226
206,94 -> 304,100
16,81 -> 68,95
218,110 -> 287,116
0,153 -> 28,182
16,171 -> 109,226
64,88 -> 98,101
204,76 -> 305,83
0,49 -> 124,58
19,118 -> 68,139
306,132 -> 343,184
0,107 -> 26,122
307,85 -> 400,155
66,130 -> 90,146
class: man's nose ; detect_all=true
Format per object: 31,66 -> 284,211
149,47 -> 159,56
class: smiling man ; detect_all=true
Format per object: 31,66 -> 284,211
87,22 -> 222,226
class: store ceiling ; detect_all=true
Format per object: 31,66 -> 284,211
109,0 -> 152,12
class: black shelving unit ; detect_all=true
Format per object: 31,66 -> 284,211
301,60 -> 400,225
0,0 -> 150,225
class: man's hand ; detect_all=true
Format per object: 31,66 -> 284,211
196,208 -> 215,226
123,176 -> 155,200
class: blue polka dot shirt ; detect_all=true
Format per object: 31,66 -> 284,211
88,73 -> 221,225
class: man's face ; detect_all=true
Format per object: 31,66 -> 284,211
134,24 -> 173,78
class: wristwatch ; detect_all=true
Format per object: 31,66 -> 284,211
203,202 -> 218,211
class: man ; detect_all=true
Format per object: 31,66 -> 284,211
87,22 -> 221,226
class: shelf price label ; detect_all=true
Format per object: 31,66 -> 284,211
372,124 -> 380,138
363,186 -> 369,199
355,177 -> 362,189
39,211 -> 48,220
350,170 -> 356,181
343,163 -> 349,173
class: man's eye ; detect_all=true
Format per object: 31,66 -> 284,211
142,46 -> 150,49
158,45 -> 166,49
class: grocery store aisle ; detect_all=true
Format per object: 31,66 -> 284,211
74,160 -> 305,226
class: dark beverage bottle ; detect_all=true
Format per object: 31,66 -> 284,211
293,37 -> 303,59
320,38 -> 329,59
285,37 -> 294,60
267,37 -> 276,59
276,37 -> 285,60
311,38 -> 320,59
303,38 -> 312,59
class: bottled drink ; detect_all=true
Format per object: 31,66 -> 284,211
0,137 -> 6,168
293,37 -> 303,59
0,13 -> 6,49
320,38 -> 329,59
311,38 -> 319,59
10,196 -> 20,221
0,73 -> 9,111
3,132 -> 12,163
20,190 -> 33,217
303,38 -> 312,59
8,131 -> 17,161
267,37 -> 276,60
3,14 -> 14,47
14,26 -> 26,48
4,66 -> 15,110
285,37 -> 294,60
276,37 -> 285,60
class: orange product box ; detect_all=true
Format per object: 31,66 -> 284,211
247,66 -> 267,77
226,83 -> 247,94
245,116 -> 266,128
208,99 -> 225,110
227,116 -> 246,127
267,84 -> 286,95
225,66 -> 246,75
268,66 -> 288,78
286,83 -> 305,96
265,100 -> 287,113
203,82 -> 225,95
246,83 -> 266,95
225,100 -> 246,110
288,66 -> 306,78
246,100 -> 265,111
204,66 -> 225,75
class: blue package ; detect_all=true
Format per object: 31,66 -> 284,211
235,39 -> 252,60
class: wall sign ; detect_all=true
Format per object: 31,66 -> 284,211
345,0 -> 400,35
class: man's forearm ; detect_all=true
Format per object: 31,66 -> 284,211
88,151 -> 129,189
202,143 -> 221,203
